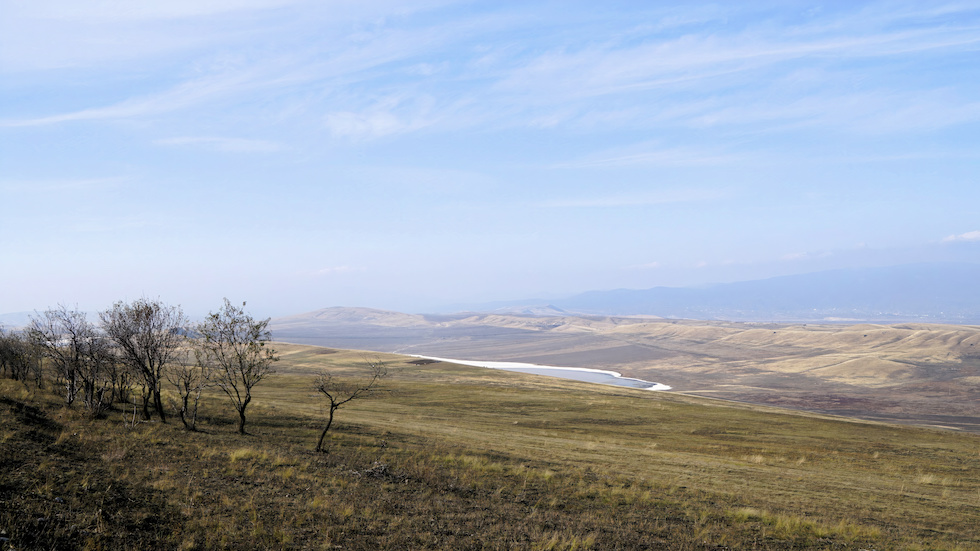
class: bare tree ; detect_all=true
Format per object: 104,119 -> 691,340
77,334 -> 117,418
0,326 -> 15,379
312,360 -> 387,452
0,326 -> 39,384
26,306 -> 115,415
28,306 -> 92,406
103,347 -> 133,407
23,333 -> 46,389
195,299 -> 277,434
101,298 -> 186,422
166,348 -> 213,431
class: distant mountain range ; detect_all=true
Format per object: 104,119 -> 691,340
264,261 -> 980,363
0,312 -> 33,329
4,262 -> 979,330
475,262 -> 980,323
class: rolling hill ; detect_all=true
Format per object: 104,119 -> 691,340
269,308 -> 980,432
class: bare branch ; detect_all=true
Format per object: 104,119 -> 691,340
312,359 -> 388,452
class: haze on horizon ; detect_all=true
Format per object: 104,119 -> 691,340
2,1 -> 979,319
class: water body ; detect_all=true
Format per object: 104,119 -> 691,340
415,356 -> 671,391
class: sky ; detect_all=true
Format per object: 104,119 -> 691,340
2,1 -> 979,319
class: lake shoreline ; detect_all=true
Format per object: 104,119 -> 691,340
413,355 -> 672,391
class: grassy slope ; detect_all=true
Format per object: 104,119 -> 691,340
271,312 -> 980,430
1,343 -> 979,550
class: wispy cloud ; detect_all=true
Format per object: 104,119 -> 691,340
312,266 -> 365,277
324,105 -> 435,140
544,188 -> 726,208
554,144 -> 747,169
781,251 -> 833,262
488,4 -> 980,133
1,6 -> 484,131
7,0 -> 304,21
0,69 -> 262,127
942,230 -> 980,243
0,0 -> 457,71
680,89 -> 980,135
70,215 -> 155,234
7,1 -> 979,140
627,261 -> 662,270
502,9 -> 980,99
0,176 -> 129,193
155,136 -> 285,153
341,165 -> 496,193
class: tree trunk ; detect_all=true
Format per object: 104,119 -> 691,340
179,393 -> 194,431
65,371 -> 77,405
153,389 -> 167,423
141,392 -> 152,420
315,406 -> 337,452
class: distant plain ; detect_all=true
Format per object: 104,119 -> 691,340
271,308 -> 980,433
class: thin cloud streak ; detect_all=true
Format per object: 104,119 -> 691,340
942,231 -> 980,243
155,136 -> 285,153
498,21 -> 980,99
6,0 -> 304,21
311,266 -> 366,277
553,145 -> 748,169
1,69 -> 264,127
544,189 -> 727,209
0,177 -> 130,193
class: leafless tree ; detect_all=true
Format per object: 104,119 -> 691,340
28,306 -> 92,406
104,348 -> 133,407
312,360 -> 387,452
77,335 -> 117,417
0,326 -> 39,384
26,306 -> 114,415
101,298 -> 187,422
23,334 -> 45,389
0,326 -> 14,379
166,348 -> 213,431
195,299 -> 277,434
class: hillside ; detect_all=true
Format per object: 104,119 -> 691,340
270,309 -> 980,432
2,345 -> 978,549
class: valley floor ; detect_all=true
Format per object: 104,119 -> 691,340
271,315 -> 980,433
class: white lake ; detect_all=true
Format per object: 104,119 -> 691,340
415,356 -> 671,391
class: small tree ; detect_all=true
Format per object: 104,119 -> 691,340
166,348 -> 213,431
101,298 -> 187,422
76,334 -> 116,417
196,299 -> 277,434
0,326 -> 39,384
27,306 -> 114,416
0,326 -> 15,379
312,360 -> 387,452
28,306 -> 91,406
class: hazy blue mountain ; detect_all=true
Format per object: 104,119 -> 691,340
0,312 -> 33,329
551,263 -> 980,322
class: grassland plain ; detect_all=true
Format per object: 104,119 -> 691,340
269,311 -> 980,432
1,343 -> 979,549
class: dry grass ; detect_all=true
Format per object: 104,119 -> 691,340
1,343 -> 979,549
273,313 -> 980,431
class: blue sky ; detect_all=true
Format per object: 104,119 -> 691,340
2,1 -> 979,318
